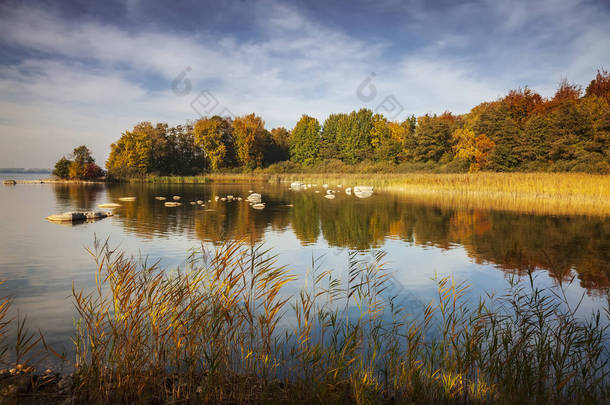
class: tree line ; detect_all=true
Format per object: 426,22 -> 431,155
102,70 -> 610,177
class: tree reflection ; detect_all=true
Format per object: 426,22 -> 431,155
54,184 -> 610,293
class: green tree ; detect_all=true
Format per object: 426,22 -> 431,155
290,115 -> 320,165
413,113 -> 455,163
52,156 -> 71,179
71,145 -> 94,165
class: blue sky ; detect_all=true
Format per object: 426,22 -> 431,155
0,0 -> 609,167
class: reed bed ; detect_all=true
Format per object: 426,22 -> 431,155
64,240 -> 610,404
2,241 -> 608,404
274,172 -> 610,217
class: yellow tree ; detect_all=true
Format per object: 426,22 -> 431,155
232,114 -> 267,168
194,117 -> 231,170
452,127 -> 495,172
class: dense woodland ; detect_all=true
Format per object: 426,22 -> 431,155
102,70 -> 610,177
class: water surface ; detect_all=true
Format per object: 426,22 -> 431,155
0,178 -> 608,363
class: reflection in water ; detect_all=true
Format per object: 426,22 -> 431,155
54,183 -> 610,294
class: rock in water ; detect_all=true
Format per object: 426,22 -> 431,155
354,186 -> 373,199
98,203 -> 121,208
47,211 -> 113,222
246,193 -> 262,203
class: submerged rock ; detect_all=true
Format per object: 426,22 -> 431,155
47,211 -> 113,222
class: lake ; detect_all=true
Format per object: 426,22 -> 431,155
0,174 -> 608,365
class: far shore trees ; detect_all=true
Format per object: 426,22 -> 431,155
104,70 -> 610,176
53,145 -> 104,180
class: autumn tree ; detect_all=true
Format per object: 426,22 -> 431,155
232,114 -> 267,169
290,115 -> 320,165
585,69 -> 610,101
452,127 -> 495,172
194,116 -> 234,170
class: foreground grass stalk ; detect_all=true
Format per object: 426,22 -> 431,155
1,240 -> 608,404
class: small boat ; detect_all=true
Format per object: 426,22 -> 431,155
155,196 -> 167,201
119,197 -> 136,202
190,201 -> 196,205
252,203 -> 265,210
172,196 -> 181,200
196,200 -> 204,205
345,187 -> 352,195
324,194 -> 335,199
164,202 -> 181,207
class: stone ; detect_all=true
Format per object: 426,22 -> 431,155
98,203 -> 121,209
47,211 -> 113,222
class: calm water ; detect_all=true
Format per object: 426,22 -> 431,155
1,175 -> 609,364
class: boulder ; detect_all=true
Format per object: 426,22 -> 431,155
47,211 -> 113,222
354,186 -> 373,199
246,193 -> 262,203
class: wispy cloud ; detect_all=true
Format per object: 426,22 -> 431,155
0,0 -> 608,167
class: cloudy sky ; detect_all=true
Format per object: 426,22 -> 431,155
0,0 -> 609,168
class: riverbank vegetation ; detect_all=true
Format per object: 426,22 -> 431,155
0,240 -> 608,404
104,70 -> 610,179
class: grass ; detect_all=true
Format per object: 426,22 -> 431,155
2,240 -> 608,404
206,172 -> 610,217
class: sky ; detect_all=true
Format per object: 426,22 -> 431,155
0,0 -> 609,168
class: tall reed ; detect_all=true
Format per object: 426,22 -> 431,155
67,240 -> 609,404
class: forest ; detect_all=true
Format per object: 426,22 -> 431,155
103,70 -> 610,177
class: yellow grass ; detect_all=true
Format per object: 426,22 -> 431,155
207,172 -> 610,217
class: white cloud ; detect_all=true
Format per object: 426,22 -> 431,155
0,0 -> 608,167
